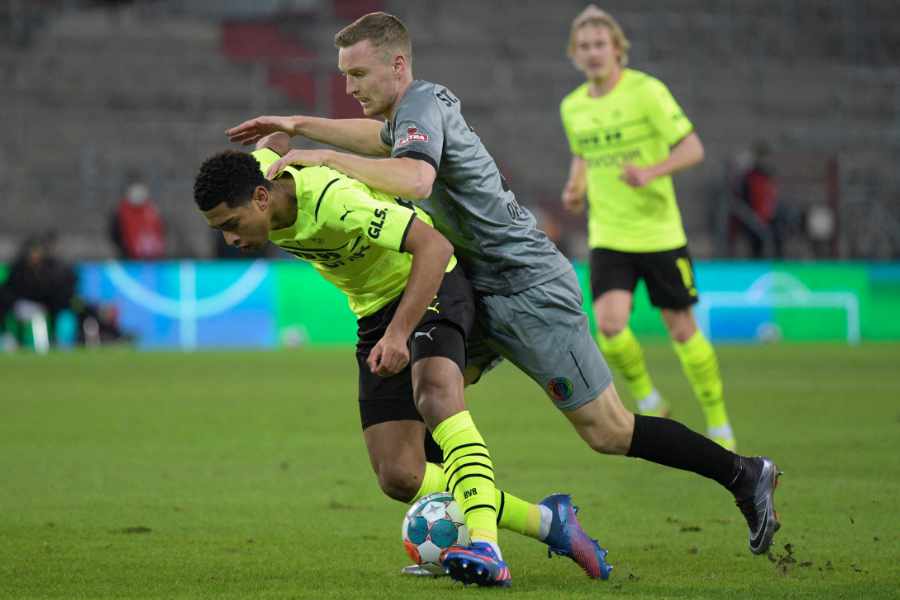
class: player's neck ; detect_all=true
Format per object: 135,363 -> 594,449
384,73 -> 414,121
269,177 -> 298,230
588,67 -> 622,97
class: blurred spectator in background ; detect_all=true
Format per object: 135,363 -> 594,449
0,232 -> 132,351
733,141 -> 784,259
110,176 -> 166,260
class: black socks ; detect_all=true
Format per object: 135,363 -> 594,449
627,414 -> 742,491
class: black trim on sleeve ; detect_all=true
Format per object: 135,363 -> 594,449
668,127 -> 696,149
395,150 -> 438,172
314,178 -> 341,222
399,214 -> 417,253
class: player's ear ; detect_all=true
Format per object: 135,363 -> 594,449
252,185 -> 270,212
393,53 -> 405,73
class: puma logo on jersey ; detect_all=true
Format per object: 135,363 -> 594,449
339,207 -> 355,221
426,299 -> 440,314
414,326 -> 437,342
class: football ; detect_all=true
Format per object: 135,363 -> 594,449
401,492 -> 470,575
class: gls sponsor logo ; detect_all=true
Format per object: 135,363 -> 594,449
368,208 -> 387,238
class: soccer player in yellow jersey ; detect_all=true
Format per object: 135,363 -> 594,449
191,136 -> 611,586
560,6 -> 735,450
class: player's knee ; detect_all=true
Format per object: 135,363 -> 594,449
662,309 -> 697,342
597,319 -> 626,339
375,463 -> 420,502
413,373 -> 455,414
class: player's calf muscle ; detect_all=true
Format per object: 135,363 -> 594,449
566,390 -> 634,454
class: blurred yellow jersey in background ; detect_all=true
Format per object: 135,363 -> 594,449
561,69 -> 693,252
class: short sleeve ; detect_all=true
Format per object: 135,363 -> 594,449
560,103 -> 581,156
643,78 -> 694,146
251,147 -> 280,176
389,91 -> 445,171
321,186 -> 416,252
379,120 -> 393,148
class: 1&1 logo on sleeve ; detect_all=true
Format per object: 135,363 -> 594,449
397,126 -> 429,147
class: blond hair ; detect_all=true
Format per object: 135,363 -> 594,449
334,11 -> 412,64
567,5 -> 630,67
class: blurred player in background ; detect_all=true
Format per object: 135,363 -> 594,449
226,11 -> 780,567
560,6 -> 735,450
193,138 -> 610,587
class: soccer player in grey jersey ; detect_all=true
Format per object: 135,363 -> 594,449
227,11 -> 781,570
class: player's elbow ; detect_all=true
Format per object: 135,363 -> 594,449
435,234 -> 453,263
689,134 -> 705,164
408,179 -> 433,200
406,161 -> 436,199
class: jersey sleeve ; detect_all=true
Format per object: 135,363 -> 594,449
320,185 -> 417,252
388,90 -> 445,171
251,147 -> 280,176
379,120 -> 393,148
560,102 -> 581,156
643,78 -> 694,146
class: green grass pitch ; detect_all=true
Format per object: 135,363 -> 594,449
2,343 -> 899,599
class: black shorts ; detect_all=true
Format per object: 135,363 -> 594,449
355,265 -> 474,439
590,246 -> 699,309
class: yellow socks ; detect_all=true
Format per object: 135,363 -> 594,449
412,462 -> 446,503
413,464 -> 549,541
598,327 -> 666,415
431,411 -> 498,545
673,330 -> 734,448
496,490 -> 548,540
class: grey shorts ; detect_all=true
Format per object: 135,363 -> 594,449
466,268 -> 613,411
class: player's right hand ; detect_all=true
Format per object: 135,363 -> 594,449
226,116 -> 296,145
562,185 -> 585,214
367,332 -> 410,377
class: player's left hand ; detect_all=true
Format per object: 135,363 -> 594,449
266,149 -> 331,179
620,163 -> 654,187
368,332 -> 410,377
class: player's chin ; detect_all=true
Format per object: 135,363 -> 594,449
358,100 -> 382,116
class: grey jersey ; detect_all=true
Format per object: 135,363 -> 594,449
380,80 -> 571,295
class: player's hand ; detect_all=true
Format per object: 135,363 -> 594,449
255,132 -> 291,155
266,149 -> 331,179
562,184 -> 585,214
367,332 -> 410,377
227,115 -> 296,145
620,163 -> 654,187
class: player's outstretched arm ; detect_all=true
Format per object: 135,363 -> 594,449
228,115 -> 390,157
367,219 -> 452,377
562,155 -> 587,214
267,149 -> 436,201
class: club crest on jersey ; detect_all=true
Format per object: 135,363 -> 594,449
546,377 -> 574,403
397,126 -> 429,147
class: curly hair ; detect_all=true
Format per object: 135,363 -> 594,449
193,150 -> 270,211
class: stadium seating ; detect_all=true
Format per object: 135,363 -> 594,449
0,0 -> 897,260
